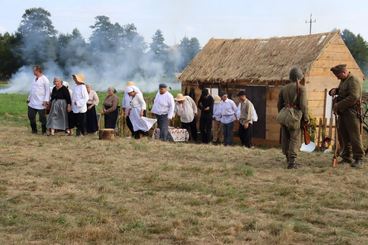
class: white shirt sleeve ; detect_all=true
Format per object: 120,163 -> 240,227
43,77 -> 50,102
236,104 -> 241,120
167,93 -> 175,119
139,93 -> 146,110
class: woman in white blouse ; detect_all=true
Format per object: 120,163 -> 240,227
126,86 -> 156,139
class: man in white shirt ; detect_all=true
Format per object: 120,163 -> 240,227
27,65 -> 50,134
151,83 -> 175,141
236,90 -> 257,148
219,93 -> 237,146
174,93 -> 198,141
71,73 -> 89,136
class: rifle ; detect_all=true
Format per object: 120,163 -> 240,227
303,124 -> 311,145
332,112 -> 339,167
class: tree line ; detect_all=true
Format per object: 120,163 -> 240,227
0,8 -> 201,81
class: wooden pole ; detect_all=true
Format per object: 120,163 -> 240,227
317,118 -> 322,150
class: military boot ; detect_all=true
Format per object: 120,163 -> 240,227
351,159 -> 363,168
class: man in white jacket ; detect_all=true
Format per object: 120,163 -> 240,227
174,93 -> 198,141
27,65 -> 50,134
151,83 -> 175,141
71,73 -> 89,136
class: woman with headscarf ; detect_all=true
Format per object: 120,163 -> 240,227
126,86 -> 156,139
122,81 -> 142,136
46,77 -> 71,135
102,87 -> 119,129
86,84 -> 99,133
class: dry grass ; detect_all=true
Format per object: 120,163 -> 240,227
1,125 -> 368,244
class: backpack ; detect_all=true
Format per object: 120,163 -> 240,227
276,85 -> 303,130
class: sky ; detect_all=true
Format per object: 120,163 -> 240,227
0,0 -> 367,46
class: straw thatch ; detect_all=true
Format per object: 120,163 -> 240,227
179,32 -> 339,84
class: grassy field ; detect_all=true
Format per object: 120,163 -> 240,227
0,91 -> 179,126
0,93 -> 368,244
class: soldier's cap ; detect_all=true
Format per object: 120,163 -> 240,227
330,64 -> 347,75
237,90 -> 246,96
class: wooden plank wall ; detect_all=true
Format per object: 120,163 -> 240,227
307,33 -> 364,120
265,86 -> 281,142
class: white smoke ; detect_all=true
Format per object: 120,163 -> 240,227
1,22 -> 184,94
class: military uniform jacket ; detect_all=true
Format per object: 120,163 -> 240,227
277,83 -> 308,122
335,73 -> 362,114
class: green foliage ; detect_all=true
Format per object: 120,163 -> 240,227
17,7 -> 58,65
0,33 -> 22,80
178,37 -> 201,70
342,29 -> 368,75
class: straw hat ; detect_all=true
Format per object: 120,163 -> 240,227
175,93 -> 186,101
126,81 -> 135,87
213,95 -> 221,104
72,74 -> 85,84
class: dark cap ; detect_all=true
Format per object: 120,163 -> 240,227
330,64 -> 347,75
202,88 -> 209,96
237,90 -> 246,96
159,83 -> 167,89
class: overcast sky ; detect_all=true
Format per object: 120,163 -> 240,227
0,0 -> 367,46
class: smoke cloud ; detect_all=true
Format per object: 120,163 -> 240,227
1,17 -> 185,94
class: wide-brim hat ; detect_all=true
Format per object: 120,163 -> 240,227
126,81 -> 135,87
213,95 -> 221,104
72,74 -> 85,84
175,93 -> 185,101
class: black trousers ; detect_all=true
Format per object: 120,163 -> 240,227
73,112 -> 87,136
239,123 -> 253,148
181,119 -> 198,141
28,106 -> 47,133
200,114 -> 212,143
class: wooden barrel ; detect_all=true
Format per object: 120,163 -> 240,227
99,129 -> 115,140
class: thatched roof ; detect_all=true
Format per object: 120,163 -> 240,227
179,32 -> 339,84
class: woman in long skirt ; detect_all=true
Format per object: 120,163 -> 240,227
63,81 -> 74,135
46,77 -> 72,135
86,84 -> 99,133
102,87 -> 119,129
126,86 -> 156,139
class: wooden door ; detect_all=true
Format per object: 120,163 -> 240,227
245,86 -> 266,139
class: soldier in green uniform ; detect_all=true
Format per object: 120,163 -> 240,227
277,67 -> 309,169
329,64 -> 364,168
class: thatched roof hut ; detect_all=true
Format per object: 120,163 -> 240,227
179,31 -> 364,145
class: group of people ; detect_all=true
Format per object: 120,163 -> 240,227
28,66 -> 123,136
27,65 -> 258,147
278,65 -> 364,169
151,84 -> 258,147
27,63 -> 365,169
